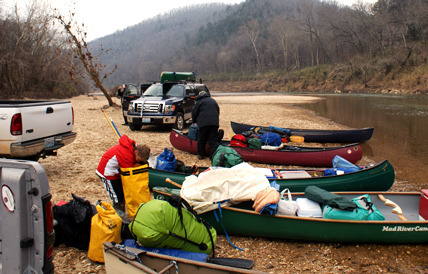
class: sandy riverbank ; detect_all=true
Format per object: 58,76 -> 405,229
45,94 -> 427,273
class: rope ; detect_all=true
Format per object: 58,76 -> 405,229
213,202 -> 244,251
114,243 -> 142,264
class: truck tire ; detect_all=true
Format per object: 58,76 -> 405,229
129,123 -> 142,131
173,112 -> 184,131
22,154 -> 41,162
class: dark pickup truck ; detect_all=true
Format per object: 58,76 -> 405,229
118,83 -> 153,124
126,72 -> 209,131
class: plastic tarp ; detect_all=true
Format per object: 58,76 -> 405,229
180,163 -> 271,213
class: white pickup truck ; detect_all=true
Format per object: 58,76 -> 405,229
0,100 -> 77,161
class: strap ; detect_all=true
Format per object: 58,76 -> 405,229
219,153 -> 225,167
168,195 -> 216,256
168,232 -> 208,251
213,202 -> 244,251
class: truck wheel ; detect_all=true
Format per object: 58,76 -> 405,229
174,112 -> 184,131
129,123 -> 142,131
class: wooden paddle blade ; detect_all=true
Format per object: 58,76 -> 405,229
207,257 -> 254,269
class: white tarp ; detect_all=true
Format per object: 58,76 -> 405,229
180,162 -> 271,213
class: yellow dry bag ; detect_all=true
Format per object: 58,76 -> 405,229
120,164 -> 150,218
88,202 -> 122,263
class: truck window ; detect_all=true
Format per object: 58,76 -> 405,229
143,85 -> 163,97
186,87 -> 196,97
167,85 -> 185,98
125,85 -> 139,96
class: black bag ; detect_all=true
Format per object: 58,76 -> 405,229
175,159 -> 186,173
53,194 -> 97,250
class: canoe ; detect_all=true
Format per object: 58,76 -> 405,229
148,159 -> 395,192
103,242 -> 265,274
169,129 -> 363,167
231,121 -> 374,143
153,189 -> 428,244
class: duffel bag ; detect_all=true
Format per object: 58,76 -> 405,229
230,134 -> 248,147
323,194 -> 385,220
211,145 -> 243,168
129,196 -> 217,255
247,137 -> 263,149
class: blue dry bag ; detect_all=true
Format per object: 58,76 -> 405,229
261,132 -> 282,146
156,148 -> 176,171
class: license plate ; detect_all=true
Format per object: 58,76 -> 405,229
142,118 -> 151,123
45,137 -> 54,148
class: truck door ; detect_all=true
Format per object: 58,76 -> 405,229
184,86 -> 197,121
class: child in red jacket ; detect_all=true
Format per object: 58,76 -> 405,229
96,135 -> 150,216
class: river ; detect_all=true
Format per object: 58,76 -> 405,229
298,93 -> 428,190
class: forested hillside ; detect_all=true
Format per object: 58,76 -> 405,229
1,0 -> 428,99
92,0 -> 428,94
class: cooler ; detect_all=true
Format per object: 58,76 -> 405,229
296,198 -> 322,218
419,189 -> 428,220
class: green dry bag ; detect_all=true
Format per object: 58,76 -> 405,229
129,197 -> 216,255
211,145 -> 243,168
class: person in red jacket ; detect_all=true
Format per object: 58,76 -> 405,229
96,134 -> 150,215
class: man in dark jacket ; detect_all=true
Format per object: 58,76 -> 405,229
191,91 -> 220,159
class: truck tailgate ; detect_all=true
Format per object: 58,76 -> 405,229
0,159 -> 55,273
21,102 -> 74,142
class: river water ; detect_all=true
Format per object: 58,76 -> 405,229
298,93 -> 428,189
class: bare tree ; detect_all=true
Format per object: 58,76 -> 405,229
53,11 -> 117,106
241,20 -> 262,71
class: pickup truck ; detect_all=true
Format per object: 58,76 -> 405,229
126,72 -> 209,131
0,100 -> 77,161
0,158 -> 55,273
117,83 -> 152,124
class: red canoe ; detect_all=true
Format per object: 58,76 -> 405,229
169,130 -> 363,167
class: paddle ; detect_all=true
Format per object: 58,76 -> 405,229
102,109 -> 121,140
378,194 -> 408,221
163,178 -> 255,269
166,178 -> 182,188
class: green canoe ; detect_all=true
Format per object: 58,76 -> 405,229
153,188 -> 428,244
149,160 -> 395,192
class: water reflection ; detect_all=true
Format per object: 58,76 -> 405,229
299,94 -> 428,189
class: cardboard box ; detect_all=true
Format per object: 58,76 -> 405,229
419,189 -> 428,220
296,198 -> 322,218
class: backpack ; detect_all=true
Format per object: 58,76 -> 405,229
53,194 -> 97,250
129,196 -> 217,255
188,124 -> 199,140
261,132 -> 282,146
230,134 -> 248,147
211,145 -> 243,168
247,137 -> 263,149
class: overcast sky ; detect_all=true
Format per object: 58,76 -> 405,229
4,0 -> 377,41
